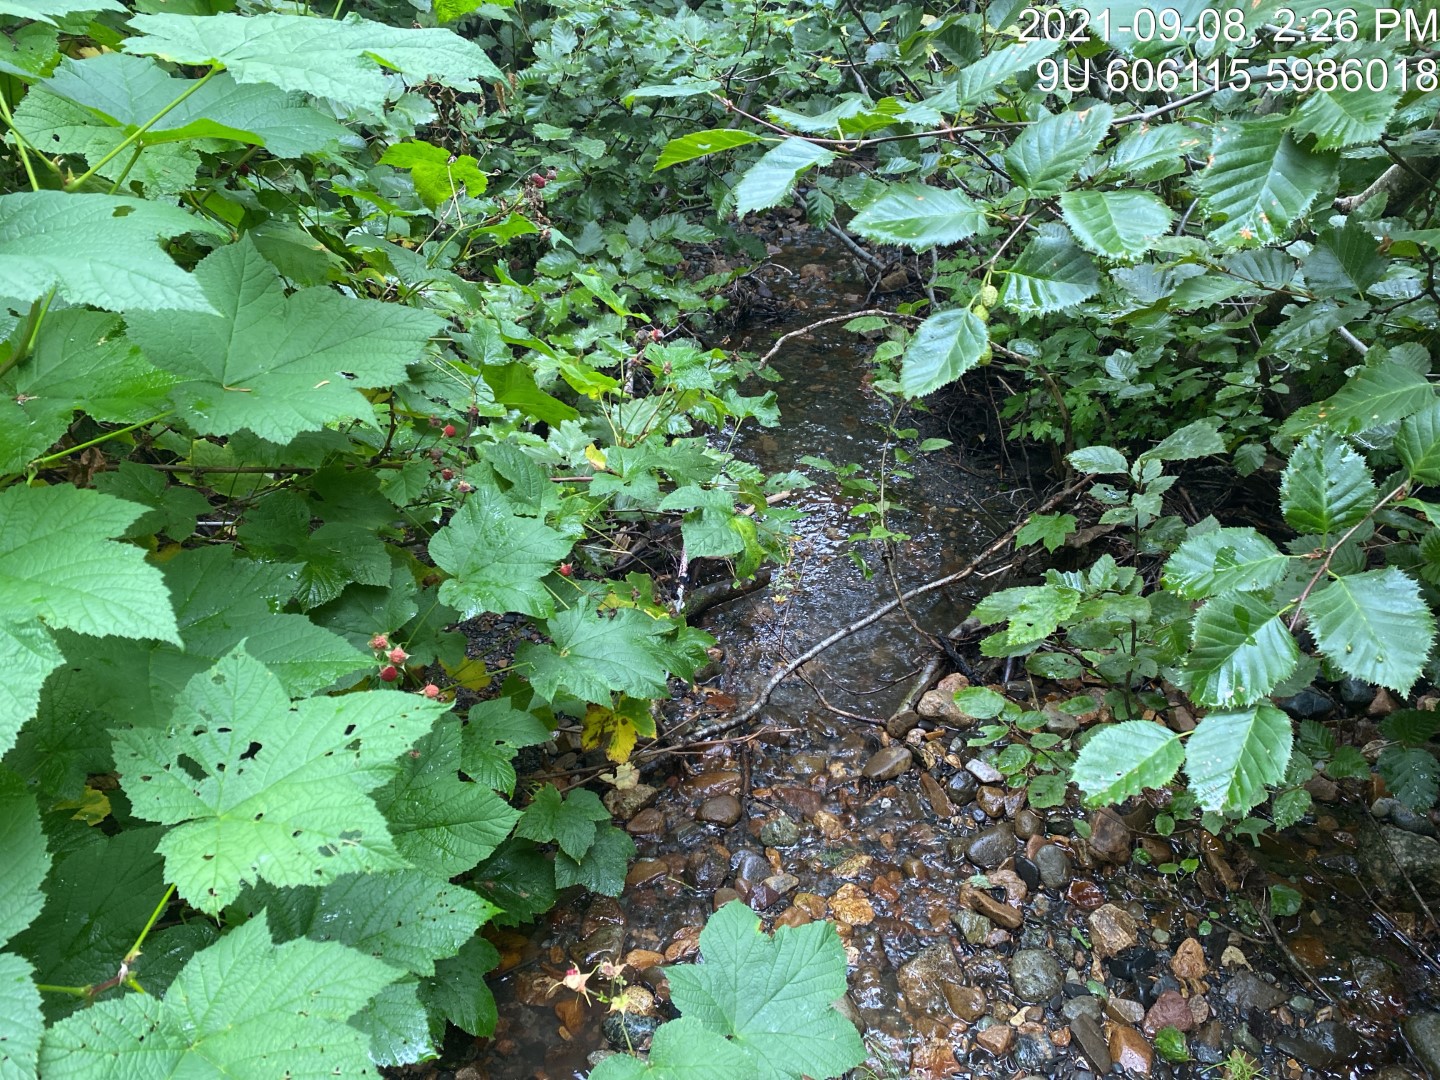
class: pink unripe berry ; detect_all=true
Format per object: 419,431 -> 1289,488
369,633 -> 390,651
457,481 -> 474,493
388,646 -> 409,665
422,684 -> 441,699
378,664 -> 400,682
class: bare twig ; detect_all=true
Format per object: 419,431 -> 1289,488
751,308 -> 916,370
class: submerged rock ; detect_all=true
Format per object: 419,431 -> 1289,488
862,745 -> 913,780
966,823 -> 1015,869
1404,1012 -> 1440,1079
1009,948 -> 1063,1002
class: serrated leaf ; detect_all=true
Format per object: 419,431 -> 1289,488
126,236 -> 443,443
351,978 -> 435,1067
1139,419 -> 1225,463
518,606 -> 678,703
0,769 -> 48,949
379,139 -> 488,208
114,648 -> 446,914
1304,568 -> 1435,694
1326,745 -> 1370,780
654,129 -> 768,171
1306,221 -> 1385,297
848,184 -> 984,250
1197,121 -> 1337,246
899,307 -> 988,397
1016,513 -> 1077,553
1380,709 -> 1440,746
1165,527 -> 1290,598
0,951 -> 41,1080
1290,84 -> 1398,151
1059,190 -> 1174,260
372,719 -> 520,878
553,822 -> 635,896
589,1016 -> 751,1080
954,38 -> 1060,105
125,12 -> 500,112
421,934 -> 499,1038
469,838 -> 557,927
515,783 -> 609,861
999,225 -> 1099,314
1181,592 -> 1298,708
429,486 -> 572,619
1320,359 -> 1435,434
0,621 -> 63,766
37,913 -> 398,1079
1071,721 -> 1183,804
972,583 -> 1080,652
1184,704 -> 1293,813
733,138 -> 836,218
1005,105 -> 1112,197
1398,399 -> 1440,484
0,0 -> 121,24
1068,445 -> 1128,474
0,192 -> 221,314
460,698 -> 551,796
1281,431 -> 1376,537
1271,787 -> 1311,830
1377,746 -> 1438,810
667,901 -> 864,1080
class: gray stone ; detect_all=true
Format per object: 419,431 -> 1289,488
1009,948 -> 1063,1003
1034,843 -> 1072,889
1274,1020 -> 1360,1069
602,1012 -> 659,1050
966,823 -> 1016,870
1071,1012 -> 1112,1074
1339,678 -> 1376,710
862,745 -> 914,781
1223,971 -> 1287,1012
1276,686 -> 1336,721
1365,826 -> 1440,891
764,872 -> 799,896
731,848 -> 769,884
1015,1031 -> 1059,1073
1404,1012 -> 1440,1079
946,769 -> 978,805
950,908 -> 991,944
1063,996 -> 1104,1023
1014,808 -> 1044,839
759,815 -> 800,847
885,710 -> 921,738
966,757 -> 1003,784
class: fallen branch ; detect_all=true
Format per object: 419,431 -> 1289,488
751,309 -> 917,371
674,475 -> 1093,744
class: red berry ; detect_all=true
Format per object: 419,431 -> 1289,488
531,173 -> 546,187
388,646 -> 409,665
441,468 -> 454,481
369,633 -> 390,651
558,562 -> 573,577
421,683 -> 441,699
378,664 -> 400,682
442,423 -> 457,438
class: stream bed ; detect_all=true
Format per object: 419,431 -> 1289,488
439,227 -> 1440,1080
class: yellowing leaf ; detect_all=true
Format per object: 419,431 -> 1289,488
53,785 -> 111,825
442,656 -> 491,691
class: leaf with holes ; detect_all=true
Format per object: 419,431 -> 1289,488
113,648 -> 445,914
1303,568 -> 1435,695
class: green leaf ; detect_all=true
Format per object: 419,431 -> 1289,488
429,486 -> 572,619
899,307 -> 988,397
1281,431 -> 1377,538
460,698 -> 551,796
1326,745 -> 1370,780
470,838 -> 557,926
623,80 -> 721,105
1197,121 -> 1337,247
124,12 -> 501,112
37,913 -> 398,1078
1290,84 -> 1398,150
0,0 -> 121,24
1154,1026 -> 1190,1063
667,901 -> 864,1080
114,648 -> 446,914
953,686 -> 1008,720
0,620 -> 63,766
953,38 -> 1060,106
515,783 -> 610,861
236,492 -> 390,611
1269,883 -> 1303,917
1377,746 -> 1438,810
1071,721 -> 1183,804
1184,704 -> 1293,814
351,978 -> 435,1068
1398,399 -> 1440,485
1181,592 -> 1298,708
999,225 -> 1099,314
553,822 -> 635,896
0,768 -> 48,948
1271,787 -> 1311,830
421,934 -> 499,1038
1059,190 -> 1174,260
379,140 -> 488,207
1139,419 -> 1225,463
972,583 -> 1080,653
1016,513 -> 1077,553
1306,221 -> 1385,297
589,1016 -> 751,1080
655,130 -> 768,171
126,236 -> 444,443
1303,568 -> 1435,695
518,606 -> 678,703
1380,710 -> 1440,746
251,868 -> 495,977
733,138 -> 836,218
372,718 -> 520,878
1068,445 -> 1128,474
1005,105 -> 1113,197
0,192 -> 222,314
0,951 -> 41,1080
1320,359 -> 1435,434
848,184 -> 985,250
1165,527 -> 1290,598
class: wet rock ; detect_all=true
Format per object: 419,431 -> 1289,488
1144,989 -> 1195,1035
1088,807 -> 1132,862
911,1038 -> 961,1078
1034,844 -> 1072,889
862,745 -> 914,781
1352,955 -> 1406,1017
1274,1020 -> 1360,1069
966,758 -> 1004,784
958,883 -> 1023,929
951,908 -> 992,944
1015,1031 -> 1059,1072
770,786 -> 822,821
1106,997 -> 1145,1025
812,809 -> 846,840
601,1011 -> 659,1050
1064,996 -> 1104,1022
1371,687 -> 1400,715
828,882 -> 875,926
919,771 -> 954,817
1365,826 -> 1440,890
946,770 -> 978,805
1108,946 -> 1157,983
698,794 -> 744,829
944,984 -> 987,1022
576,925 -> 626,967
759,815 -> 800,847
1009,948 -> 1064,1003
1392,802 -> 1439,838
1170,937 -> 1207,981
1305,774 -> 1339,802
604,782 -> 658,819
1223,971 -> 1286,1012
731,848 -> 770,883
1403,1012 -> 1440,1079
1014,855 -> 1040,892
686,846 -> 728,890
747,880 -> 780,910
625,859 -> 669,887
763,872 -> 799,897
886,709 -> 921,738
774,904 -> 811,928
966,822 -> 1016,869
712,887 -> 740,910
1066,878 -> 1106,910
682,770 -> 741,799
1071,1012 -> 1112,1073
1339,677 -> 1376,710
626,808 -> 666,836
1108,1024 -> 1154,1075
1088,903 -> 1138,958
1276,686 -> 1336,721
832,994 -> 865,1034
976,785 -> 1007,817
897,943 -> 967,1019
851,965 -> 896,1012
1014,808 -> 1044,839
975,1022 -> 1015,1056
